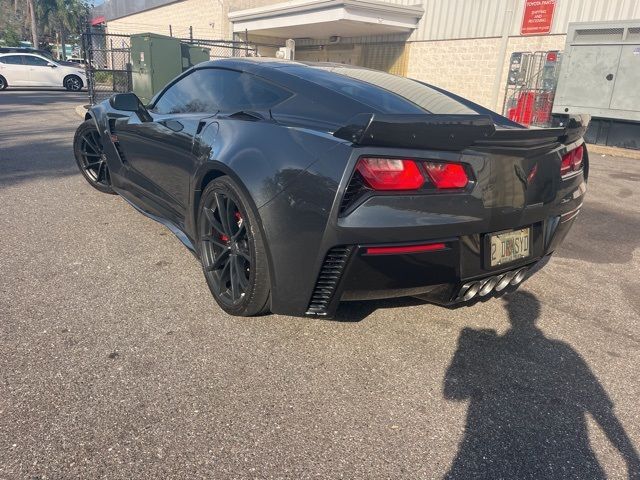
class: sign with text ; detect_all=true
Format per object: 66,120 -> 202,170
521,0 -> 556,35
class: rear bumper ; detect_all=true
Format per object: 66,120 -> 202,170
305,211 -> 577,317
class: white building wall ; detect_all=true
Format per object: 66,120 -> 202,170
378,0 -> 640,41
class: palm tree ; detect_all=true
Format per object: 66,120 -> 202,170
37,0 -> 88,59
26,0 -> 38,48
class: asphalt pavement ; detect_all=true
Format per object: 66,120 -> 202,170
1,90 -> 639,479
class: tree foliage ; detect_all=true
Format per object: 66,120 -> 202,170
0,0 -> 89,56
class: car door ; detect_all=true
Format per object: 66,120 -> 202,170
0,55 -> 30,85
114,68 -> 292,227
113,69 -> 224,226
23,55 -> 60,87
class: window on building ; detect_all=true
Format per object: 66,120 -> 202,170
152,68 -> 292,115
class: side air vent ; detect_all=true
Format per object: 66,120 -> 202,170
108,119 -> 127,164
306,246 -> 354,315
339,171 -> 370,215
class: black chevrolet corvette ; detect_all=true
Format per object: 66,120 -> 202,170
74,58 -> 588,318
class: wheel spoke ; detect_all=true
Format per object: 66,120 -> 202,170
237,245 -> 251,262
95,161 -> 103,182
85,160 -> 101,168
225,198 -> 238,236
229,256 -> 239,301
81,150 -> 101,157
203,207 -> 225,236
205,249 -> 230,271
232,221 -> 245,240
216,193 -> 233,235
201,234 -> 228,250
235,257 -> 249,290
83,134 -> 100,153
216,259 -> 231,294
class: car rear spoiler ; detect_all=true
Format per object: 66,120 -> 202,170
333,113 -> 590,151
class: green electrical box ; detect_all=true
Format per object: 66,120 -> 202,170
130,33 -> 182,104
182,44 -> 211,69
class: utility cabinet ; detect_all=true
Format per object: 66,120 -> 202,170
130,33 -> 182,104
553,20 -> 640,122
182,44 -> 211,69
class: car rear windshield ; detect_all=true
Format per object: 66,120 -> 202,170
284,64 -> 478,115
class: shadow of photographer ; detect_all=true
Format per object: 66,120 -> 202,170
444,291 -> 640,479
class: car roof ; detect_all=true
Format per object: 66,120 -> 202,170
195,57 -> 479,116
0,52 -> 46,57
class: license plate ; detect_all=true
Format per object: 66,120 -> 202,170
489,228 -> 530,267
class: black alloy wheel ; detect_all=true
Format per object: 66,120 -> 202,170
73,120 -> 115,194
199,177 -> 270,316
64,75 -> 82,91
0,76 -> 7,90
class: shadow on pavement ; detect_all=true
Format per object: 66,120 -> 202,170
443,291 -> 640,479
556,202 -> 640,265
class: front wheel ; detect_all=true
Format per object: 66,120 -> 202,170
198,177 -> 271,316
73,120 -> 115,194
64,75 -> 83,91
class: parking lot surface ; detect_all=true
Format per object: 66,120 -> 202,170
1,90 -> 639,479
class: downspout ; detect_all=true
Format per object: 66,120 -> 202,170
490,0 -> 517,112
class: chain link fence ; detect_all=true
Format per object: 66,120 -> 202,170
81,29 -> 259,105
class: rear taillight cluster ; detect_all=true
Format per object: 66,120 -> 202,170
560,145 -> 584,176
355,157 -> 469,191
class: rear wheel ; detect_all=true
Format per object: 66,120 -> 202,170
64,75 -> 83,91
198,177 -> 271,316
73,120 -> 115,194
0,76 -> 7,90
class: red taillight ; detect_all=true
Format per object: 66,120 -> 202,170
355,157 -> 469,191
561,145 -> 584,176
424,162 -> 469,189
366,242 -> 447,255
356,157 -> 424,190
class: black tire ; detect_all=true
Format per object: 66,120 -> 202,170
198,176 -> 271,316
73,120 -> 115,194
64,75 -> 83,91
0,75 -> 7,90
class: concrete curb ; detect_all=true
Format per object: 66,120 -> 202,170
75,104 -> 88,119
587,143 -> 640,160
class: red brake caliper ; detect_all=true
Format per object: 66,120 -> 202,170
217,211 -> 242,244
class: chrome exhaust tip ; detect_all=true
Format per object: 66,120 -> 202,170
479,277 -> 498,296
462,282 -> 481,301
510,267 -> 529,286
495,272 -> 514,292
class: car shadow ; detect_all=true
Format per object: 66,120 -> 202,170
334,296 -> 426,322
442,291 -> 640,478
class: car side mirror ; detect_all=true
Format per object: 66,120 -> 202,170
110,93 -> 151,121
47,62 -> 57,68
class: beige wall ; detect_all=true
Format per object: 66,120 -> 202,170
106,0 -> 227,39
106,0 -> 293,41
407,34 -> 567,112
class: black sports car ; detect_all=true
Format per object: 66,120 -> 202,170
74,58 -> 588,318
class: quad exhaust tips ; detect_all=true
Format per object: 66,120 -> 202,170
458,267 -> 529,302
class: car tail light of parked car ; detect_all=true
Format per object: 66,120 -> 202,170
561,144 -> 584,176
355,157 -> 469,191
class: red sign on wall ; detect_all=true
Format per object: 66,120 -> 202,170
521,0 -> 556,35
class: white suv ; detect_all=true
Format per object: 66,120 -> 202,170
0,53 -> 87,91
